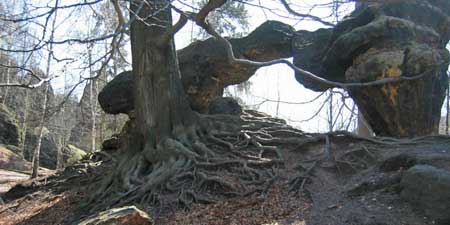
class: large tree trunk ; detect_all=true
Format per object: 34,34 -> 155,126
129,0 -> 195,161
90,2 -> 282,210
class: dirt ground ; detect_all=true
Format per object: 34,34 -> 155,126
1,132 -> 449,225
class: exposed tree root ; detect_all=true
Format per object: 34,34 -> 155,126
85,110 -> 447,213
86,111 -> 295,212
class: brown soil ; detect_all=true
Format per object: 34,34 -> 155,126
1,133 -> 450,225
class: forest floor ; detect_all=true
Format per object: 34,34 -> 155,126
1,113 -> 450,225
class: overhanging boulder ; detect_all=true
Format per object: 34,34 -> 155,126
98,21 -> 295,114
98,71 -> 134,115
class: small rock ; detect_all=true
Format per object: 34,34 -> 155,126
400,164 -> 450,225
102,137 -> 120,152
78,206 -> 153,225
208,97 -> 242,115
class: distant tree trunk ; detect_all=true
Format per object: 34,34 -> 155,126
31,81 -> 49,178
446,81 -> 450,135
56,136 -> 64,169
31,0 -> 57,178
129,0 -> 195,160
90,80 -> 97,152
328,90 -> 334,132
1,57 -> 10,104
20,89 -> 29,156
87,45 -> 97,152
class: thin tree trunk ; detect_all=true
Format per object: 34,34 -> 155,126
56,136 -> 64,170
446,82 -> 449,135
328,89 -> 333,132
90,80 -> 97,152
31,82 -> 49,178
31,0 -> 58,178
20,89 -> 29,156
2,58 -> 10,104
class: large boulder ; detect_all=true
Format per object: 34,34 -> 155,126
293,0 -> 450,137
78,206 -> 153,225
400,165 -> 450,224
0,104 -> 20,146
0,145 -> 30,172
98,71 -> 134,115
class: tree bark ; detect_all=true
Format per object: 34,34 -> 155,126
129,0 -> 194,160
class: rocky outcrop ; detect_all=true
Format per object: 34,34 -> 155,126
293,0 -> 450,137
24,130 -> 86,169
98,21 -> 295,115
400,165 -> 450,224
0,145 -> 30,172
0,104 -> 20,146
78,206 -> 153,225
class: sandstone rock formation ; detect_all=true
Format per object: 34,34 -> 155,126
294,0 -> 450,137
98,21 -> 294,114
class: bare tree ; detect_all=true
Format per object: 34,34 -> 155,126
30,0 -> 58,178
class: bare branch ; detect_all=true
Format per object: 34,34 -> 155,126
278,0 -> 335,27
189,10 -> 447,91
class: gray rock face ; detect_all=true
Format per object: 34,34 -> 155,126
208,97 -> 242,115
78,206 -> 153,225
23,131 -> 86,169
24,131 -> 59,169
400,164 -> 450,224
0,104 -> 20,146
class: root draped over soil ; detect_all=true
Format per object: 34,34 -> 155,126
87,110 -> 301,211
